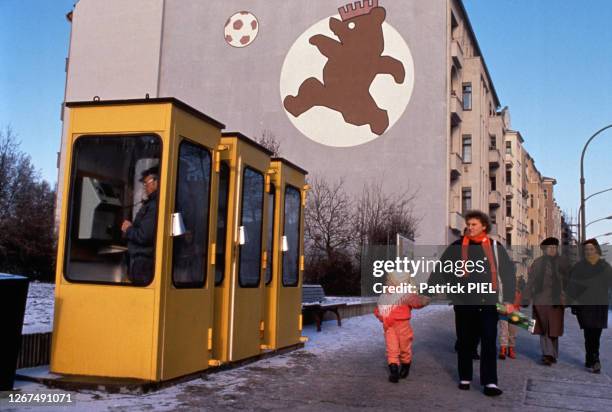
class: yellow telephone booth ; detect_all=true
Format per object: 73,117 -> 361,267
263,158 -> 308,350
52,98 -> 223,382
212,132 -> 272,363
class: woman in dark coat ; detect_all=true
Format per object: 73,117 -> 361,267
522,237 -> 569,365
566,238 -> 612,373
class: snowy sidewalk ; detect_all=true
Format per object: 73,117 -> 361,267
7,304 -> 612,411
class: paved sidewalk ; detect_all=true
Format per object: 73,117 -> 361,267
8,305 -> 612,411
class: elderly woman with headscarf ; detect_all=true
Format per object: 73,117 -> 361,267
521,237 -> 569,366
566,238 -> 612,374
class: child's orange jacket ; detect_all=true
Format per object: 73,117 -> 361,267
374,293 -> 426,329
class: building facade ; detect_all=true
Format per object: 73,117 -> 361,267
56,0 -> 562,247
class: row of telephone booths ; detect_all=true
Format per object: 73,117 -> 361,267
51,98 -> 308,382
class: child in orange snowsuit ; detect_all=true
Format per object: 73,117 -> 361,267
374,273 -> 430,383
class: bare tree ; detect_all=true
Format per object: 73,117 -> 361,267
354,180 -> 420,248
0,126 -> 56,279
304,176 -> 356,261
302,176 -> 420,294
256,129 -> 281,156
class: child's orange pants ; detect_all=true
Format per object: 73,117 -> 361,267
384,319 -> 414,364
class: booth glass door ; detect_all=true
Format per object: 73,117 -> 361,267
276,185 -> 302,347
231,166 -> 265,360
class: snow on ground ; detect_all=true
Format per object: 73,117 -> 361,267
324,296 -> 378,305
10,304 -> 450,412
22,281 -> 55,334
18,282 -> 380,335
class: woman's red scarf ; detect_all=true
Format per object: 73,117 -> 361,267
461,233 -> 497,291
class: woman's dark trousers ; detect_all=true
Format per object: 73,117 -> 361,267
584,328 -> 603,364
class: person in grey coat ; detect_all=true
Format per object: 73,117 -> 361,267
522,237 -> 569,365
121,167 -> 159,285
566,238 -> 612,374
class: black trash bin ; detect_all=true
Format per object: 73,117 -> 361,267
0,274 -> 29,390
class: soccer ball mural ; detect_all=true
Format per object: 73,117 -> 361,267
224,11 -> 259,48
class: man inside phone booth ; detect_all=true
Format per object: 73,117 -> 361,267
121,167 -> 159,285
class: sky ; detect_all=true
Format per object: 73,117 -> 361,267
1,0 -> 612,240
463,0 -> 612,240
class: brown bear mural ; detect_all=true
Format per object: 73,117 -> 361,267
283,0 -> 405,136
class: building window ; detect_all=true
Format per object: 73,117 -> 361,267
490,176 -> 496,191
506,233 -> 512,246
282,186 -> 301,287
489,134 -> 496,150
172,140 -> 212,288
238,167 -> 265,288
506,199 -> 512,217
64,134 -> 161,286
505,141 -> 512,155
530,194 -> 534,208
489,210 -> 497,224
530,219 -> 534,234
462,187 -> 472,213
462,83 -> 472,110
462,135 -> 472,163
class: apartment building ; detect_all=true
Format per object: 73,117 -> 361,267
56,0 -> 562,247
448,0 -> 506,243
542,177 -> 563,241
525,154 -> 548,247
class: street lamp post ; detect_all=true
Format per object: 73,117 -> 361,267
580,125 -> 612,244
593,232 -> 612,239
585,215 -> 612,229
578,186 -> 612,221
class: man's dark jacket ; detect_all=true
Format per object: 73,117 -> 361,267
126,191 -> 158,285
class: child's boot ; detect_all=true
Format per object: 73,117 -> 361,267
399,363 -> 411,379
508,347 -> 516,359
388,364 -> 400,383
498,346 -> 507,359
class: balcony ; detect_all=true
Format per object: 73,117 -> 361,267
451,40 -> 464,69
505,152 -> 514,166
450,152 -> 462,181
450,93 -> 462,126
506,216 -> 514,229
489,148 -> 501,169
488,190 -> 502,208
449,211 -> 464,233
506,185 -> 513,198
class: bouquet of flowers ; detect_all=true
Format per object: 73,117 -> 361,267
496,303 -> 536,334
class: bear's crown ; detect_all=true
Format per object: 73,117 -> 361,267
338,0 -> 378,22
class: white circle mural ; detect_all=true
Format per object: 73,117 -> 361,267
224,11 -> 259,48
280,4 -> 415,147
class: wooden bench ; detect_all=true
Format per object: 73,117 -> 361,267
301,284 -> 347,332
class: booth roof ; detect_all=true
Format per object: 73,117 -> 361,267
65,97 -> 226,130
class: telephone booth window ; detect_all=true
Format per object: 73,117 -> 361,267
215,161 -> 230,286
64,135 -> 161,285
265,184 -> 276,285
282,186 -> 301,287
238,167 -> 264,287
172,140 -> 212,288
